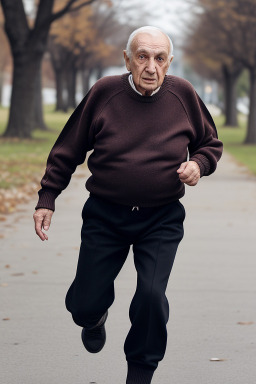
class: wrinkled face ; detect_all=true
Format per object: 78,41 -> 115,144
124,32 -> 173,96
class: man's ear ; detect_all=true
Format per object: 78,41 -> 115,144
123,50 -> 131,71
165,55 -> 174,74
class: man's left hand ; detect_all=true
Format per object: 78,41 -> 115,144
177,161 -> 200,186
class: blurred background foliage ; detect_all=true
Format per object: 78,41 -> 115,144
0,0 -> 255,213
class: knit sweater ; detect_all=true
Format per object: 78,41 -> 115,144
35,73 -> 223,211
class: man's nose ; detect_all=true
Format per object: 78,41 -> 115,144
146,58 -> 156,74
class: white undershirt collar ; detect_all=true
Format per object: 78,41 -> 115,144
128,74 -> 160,96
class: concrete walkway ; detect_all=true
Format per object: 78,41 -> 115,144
1,151 -> 256,384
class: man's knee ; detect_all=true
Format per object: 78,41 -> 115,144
138,284 -> 167,307
70,306 -> 102,327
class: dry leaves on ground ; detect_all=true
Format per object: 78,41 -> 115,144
209,358 -> 227,362
0,182 -> 39,214
10,273 -> 25,277
237,321 -> 254,325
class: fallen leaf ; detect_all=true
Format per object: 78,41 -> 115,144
11,273 -> 24,277
0,216 -> 7,221
0,181 -> 40,214
32,271 -> 38,274
0,234 -> 5,239
3,318 -> 10,321
237,321 -> 254,325
210,358 -> 227,362
5,264 -> 11,269
0,283 -> 8,287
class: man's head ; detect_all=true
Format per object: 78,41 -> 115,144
124,26 -> 174,96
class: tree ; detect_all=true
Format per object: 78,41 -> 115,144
49,4 -> 98,111
0,0 -> 96,138
0,7 -> 11,105
48,1 -> 133,111
183,1 -> 243,127
186,0 -> 256,143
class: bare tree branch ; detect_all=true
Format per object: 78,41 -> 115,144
50,0 -> 97,23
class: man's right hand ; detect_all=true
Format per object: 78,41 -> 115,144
33,209 -> 54,241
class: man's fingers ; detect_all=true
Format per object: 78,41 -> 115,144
177,161 -> 200,186
33,209 -> 53,241
34,215 -> 47,241
43,213 -> 52,231
177,162 -> 187,174
181,175 -> 198,186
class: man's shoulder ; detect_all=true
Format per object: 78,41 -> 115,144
92,75 -> 125,95
166,75 -> 196,97
81,74 -> 126,112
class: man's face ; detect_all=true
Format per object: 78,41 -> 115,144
124,32 -> 173,96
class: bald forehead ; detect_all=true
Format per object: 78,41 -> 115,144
131,31 -> 170,55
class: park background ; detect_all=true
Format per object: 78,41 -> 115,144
0,0 -> 256,213
0,1 -> 255,384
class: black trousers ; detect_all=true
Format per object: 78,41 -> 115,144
65,194 -> 185,373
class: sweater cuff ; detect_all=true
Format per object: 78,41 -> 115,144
126,363 -> 155,384
190,154 -> 211,177
35,189 -> 60,211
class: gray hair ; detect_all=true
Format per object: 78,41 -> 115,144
125,26 -> 174,59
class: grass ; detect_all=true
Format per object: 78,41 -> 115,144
0,106 -> 71,189
0,107 -> 256,191
215,114 -> 256,175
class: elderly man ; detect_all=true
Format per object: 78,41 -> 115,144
34,26 -> 223,384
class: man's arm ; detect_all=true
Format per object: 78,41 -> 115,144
187,92 -> 223,178
173,77 -> 223,180
33,97 -> 92,241
33,87 -> 96,238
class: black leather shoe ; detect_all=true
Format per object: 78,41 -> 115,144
81,311 -> 108,353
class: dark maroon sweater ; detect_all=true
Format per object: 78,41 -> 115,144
35,73 -> 223,211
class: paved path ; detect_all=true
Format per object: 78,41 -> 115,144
1,151 -> 256,384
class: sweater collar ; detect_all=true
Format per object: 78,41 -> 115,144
128,74 -> 161,96
122,73 -> 171,103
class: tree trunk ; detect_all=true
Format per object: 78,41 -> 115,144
82,68 -> 92,95
54,67 -> 67,112
33,66 -> 48,130
3,52 -> 42,138
67,64 -> 77,109
95,66 -> 103,80
245,68 -> 256,144
1,0 -> 95,137
223,67 -> 239,127
0,72 -> 4,105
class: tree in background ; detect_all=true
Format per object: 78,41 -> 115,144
0,0 -> 98,138
49,1 -> 135,112
185,0 -> 256,143
183,7 -> 243,127
0,7 -> 11,106
232,0 -> 256,143
49,4 -> 105,111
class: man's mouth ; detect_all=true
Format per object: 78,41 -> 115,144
143,78 -> 156,83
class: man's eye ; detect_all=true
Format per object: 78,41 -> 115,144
157,57 -> 164,62
138,55 -> 145,59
